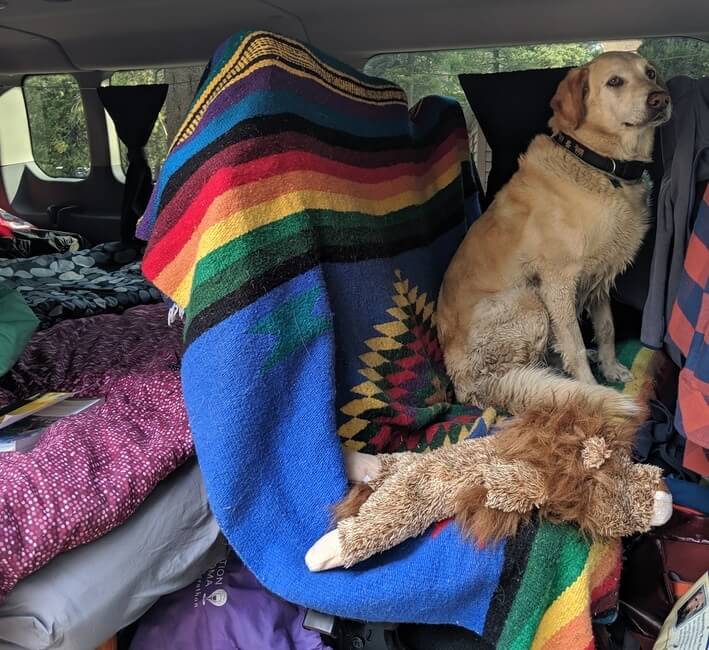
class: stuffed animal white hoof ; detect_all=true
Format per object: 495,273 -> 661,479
344,449 -> 382,484
305,530 -> 344,572
649,490 -> 673,527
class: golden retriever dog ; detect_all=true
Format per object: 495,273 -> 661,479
437,52 -> 671,418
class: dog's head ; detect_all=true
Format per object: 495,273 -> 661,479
549,51 -> 672,140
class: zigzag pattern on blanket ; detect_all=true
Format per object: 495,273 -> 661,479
137,30 -> 628,647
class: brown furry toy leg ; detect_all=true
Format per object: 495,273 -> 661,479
305,404 -> 672,572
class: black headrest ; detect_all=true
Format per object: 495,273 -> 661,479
459,67 -> 571,205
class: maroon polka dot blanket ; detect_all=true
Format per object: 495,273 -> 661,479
0,303 -> 193,597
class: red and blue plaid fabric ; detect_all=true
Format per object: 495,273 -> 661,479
667,184 -> 709,471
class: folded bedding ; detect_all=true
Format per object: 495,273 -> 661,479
136,30 -> 668,648
0,303 -> 193,598
0,241 -> 160,328
0,459 -> 222,650
130,544 -> 328,650
0,208 -> 87,259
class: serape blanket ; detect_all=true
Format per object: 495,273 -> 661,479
137,30 -> 642,647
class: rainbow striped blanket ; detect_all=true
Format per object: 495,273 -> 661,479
138,30 -> 638,648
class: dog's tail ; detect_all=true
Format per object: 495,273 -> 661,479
485,365 -> 642,419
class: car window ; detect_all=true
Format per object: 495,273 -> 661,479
105,65 -> 204,177
23,74 -> 90,179
365,37 -> 709,187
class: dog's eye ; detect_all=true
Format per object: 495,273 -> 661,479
647,68 -> 657,80
607,76 -> 624,87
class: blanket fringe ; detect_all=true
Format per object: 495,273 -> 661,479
167,303 -> 185,326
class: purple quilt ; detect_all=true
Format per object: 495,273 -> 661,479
0,304 -> 193,597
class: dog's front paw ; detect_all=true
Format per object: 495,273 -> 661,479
305,530 -> 344,572
600,360 -> 633,383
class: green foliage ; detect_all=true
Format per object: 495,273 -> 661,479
638,37 -> 709,81
23,66 -> 203,179
24,74 -> 89,178
364,38 -> 709,110
364,42 -> 601,109
364,38 -> 709,142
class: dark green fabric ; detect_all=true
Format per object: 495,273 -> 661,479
0,287 -> 38,377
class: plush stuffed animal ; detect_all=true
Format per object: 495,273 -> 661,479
305,405 -> 673,571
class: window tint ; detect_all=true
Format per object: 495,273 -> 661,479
23,74 -> 90,179
106,66 -> 204,177
365,37 -> 709,187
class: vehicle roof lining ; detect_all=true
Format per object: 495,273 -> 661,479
0,0 -> 706,74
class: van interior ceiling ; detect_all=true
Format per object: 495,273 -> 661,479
0,2 -> 707,650
0,0 -> 706,72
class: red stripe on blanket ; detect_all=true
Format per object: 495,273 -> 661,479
143,133 -> 465,280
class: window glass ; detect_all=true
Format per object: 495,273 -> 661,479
365,38 -> 709,188
637,37 -> 709,79
106,65 -> 204,176
23,74 -> 90,178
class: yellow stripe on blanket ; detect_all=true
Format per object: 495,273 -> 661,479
530,542 -> 609,649
156,159 -> 464,306
622,346 -> 655,398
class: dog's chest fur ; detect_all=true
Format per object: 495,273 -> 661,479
576,176 -> 651,306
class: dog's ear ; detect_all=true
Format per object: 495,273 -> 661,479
550,67 -> 589,132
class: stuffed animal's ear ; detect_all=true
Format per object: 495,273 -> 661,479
455,461 -> 546,546
550,67 -> 589,131
581,436 -> 612,470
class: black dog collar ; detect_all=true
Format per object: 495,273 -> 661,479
551,132 -> 649,186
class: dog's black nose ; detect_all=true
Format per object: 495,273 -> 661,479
647,91 -> 670,109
